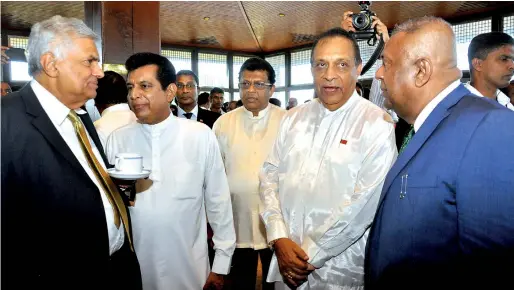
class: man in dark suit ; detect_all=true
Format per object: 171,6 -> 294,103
365,16 -> 514,289
175,69 -> 221,128
1,15 -> 141,289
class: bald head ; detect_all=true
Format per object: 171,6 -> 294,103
375,16 -> 462,124
393,16 -> 459,76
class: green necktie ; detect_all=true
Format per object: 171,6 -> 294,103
399,125 -> 415,154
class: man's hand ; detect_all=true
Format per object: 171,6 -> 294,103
371,16 -> 390,43
203,272 -> 224,290
341,11 -> 356,33
1,46 -> 10,65
274,238 -> 313,288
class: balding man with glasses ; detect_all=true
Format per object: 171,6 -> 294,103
213,57 -> 286,290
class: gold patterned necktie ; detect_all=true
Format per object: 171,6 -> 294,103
67,110 -> 133,251
399,125 -> 415,154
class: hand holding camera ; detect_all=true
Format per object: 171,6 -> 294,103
341,1 -> 389,44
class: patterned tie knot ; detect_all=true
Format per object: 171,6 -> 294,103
399,125 -> 415,154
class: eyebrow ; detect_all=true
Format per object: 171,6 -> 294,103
315,57 -> 351,62
87,55 -> 100,61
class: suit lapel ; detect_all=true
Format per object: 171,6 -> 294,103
21,84 -> 90,174
378,84 -> 469,206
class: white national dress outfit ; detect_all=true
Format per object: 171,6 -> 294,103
213,104 -> 286,249
105,114 -> 236,290
259,93 -> 398,289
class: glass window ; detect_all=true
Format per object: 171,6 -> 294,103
198,53 -> 228,88
265,54 -> 286,87
271,91 -> 286,109
7,36 -> 31,82
290,89 -> 315,105
453,19 -> 492,71
291,49 -> 313,85
233,91 -> 240,101
503,15 -> 514,38
358,40 -> 381,80
233,55 -> 252,87
161,49 -> 192,72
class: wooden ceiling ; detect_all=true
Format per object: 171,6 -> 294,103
2,1 -> 514,53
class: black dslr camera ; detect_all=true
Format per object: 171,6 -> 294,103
351,1 -> 377,43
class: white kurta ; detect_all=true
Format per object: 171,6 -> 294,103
260,93 -> 398,289
213,104 -> 286,250
106,114 -> 236,290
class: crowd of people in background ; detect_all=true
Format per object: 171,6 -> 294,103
2,9 -> 514,290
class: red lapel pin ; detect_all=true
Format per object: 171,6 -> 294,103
340,139 -> 347,145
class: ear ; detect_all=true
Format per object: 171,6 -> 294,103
471,58 -> 483,72
40,52 -> 59,78
269,85 -> 276,96
414,58 -> 432,88
356,62 -> 363,77
166,83 -> 176,103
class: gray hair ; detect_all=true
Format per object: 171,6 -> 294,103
393,16 -> 453,36
27,15 -> 98,76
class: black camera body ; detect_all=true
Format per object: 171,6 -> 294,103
351,1 -> 376,33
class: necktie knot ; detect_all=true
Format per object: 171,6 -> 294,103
183,112 -> 193,119
68,110 -> 81,124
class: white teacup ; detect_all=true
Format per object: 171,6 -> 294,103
115,153 -> 143,173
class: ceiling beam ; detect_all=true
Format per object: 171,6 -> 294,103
238,1 -> 262,52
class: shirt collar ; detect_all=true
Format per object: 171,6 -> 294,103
242,103 -> 270,120
465,82 -> 514,110
414,80 -> 461,132
101,103 -> 131,117
319,89 -> 359,116
30,79 -> 85,126
141,111 -> 174,133
177,104 -> 199,118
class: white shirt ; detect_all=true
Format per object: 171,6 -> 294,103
214,104 -> 286,250
94,103 -> 137,146
414,80 -> 462,133
31,80 -> 125,256
464,82 -> 514,111
260,94 -> 398,289
177,104 -> 199,121
85,98 -> 102,122
106,113 -> 236,290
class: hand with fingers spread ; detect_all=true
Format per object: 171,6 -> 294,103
371,16 -> 390,43
341,11 -> 356,33
274,238 -> 314,288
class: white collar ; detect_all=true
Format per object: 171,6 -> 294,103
320,90 -> 359,116
414,80 -> 461,132
242,103 -> 270,120
141,111 -> 174,133
464,82 -> 514,111
177,104 -> 199,117
101,103 -> 131,117
30,79 -> 86,126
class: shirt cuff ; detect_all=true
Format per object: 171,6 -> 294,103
266,218 -> 289,243
303,235 -> 328,269
212,251 -> 232,275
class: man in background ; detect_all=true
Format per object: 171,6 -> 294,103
214,57 -> 286,290
175,70 -> 221,128
286,97 -> 297,110
466,32 -> 514,111
94,70 -> 137,145
210,87 -> 225,114
199,92 -> 211,110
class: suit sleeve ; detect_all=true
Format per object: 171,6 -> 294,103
456,109 -> 514,267
302,120 -> 398,268
203,129 -> 236,274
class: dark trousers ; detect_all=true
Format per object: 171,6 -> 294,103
229,248 -> 274,290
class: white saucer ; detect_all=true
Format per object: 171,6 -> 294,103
107,168 -> 151,180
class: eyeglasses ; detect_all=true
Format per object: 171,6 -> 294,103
238,81 -> 272,90
176,83 -> 197,90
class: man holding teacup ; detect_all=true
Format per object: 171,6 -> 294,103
105,52 -> 236,290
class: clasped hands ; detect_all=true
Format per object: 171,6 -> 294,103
274,238 -> 316,289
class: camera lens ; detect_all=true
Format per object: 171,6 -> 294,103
352,13 -> 370,31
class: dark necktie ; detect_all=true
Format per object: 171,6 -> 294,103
183,112 -> 193,119
399,125 -> 415,154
